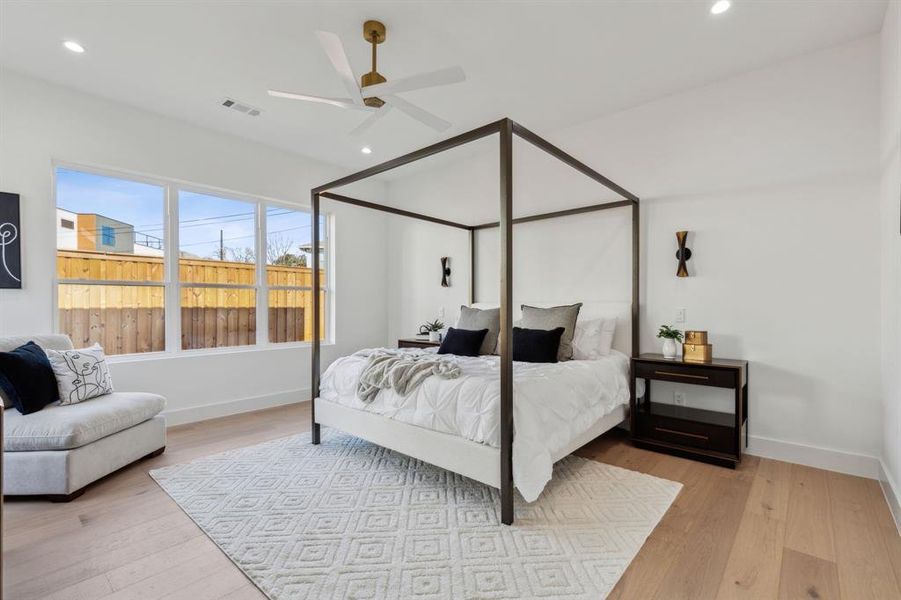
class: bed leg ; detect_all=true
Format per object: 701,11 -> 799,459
501,482 -> 514,525
311,422 -> 320,445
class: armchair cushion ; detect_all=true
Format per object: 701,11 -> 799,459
3,391 -> 166,452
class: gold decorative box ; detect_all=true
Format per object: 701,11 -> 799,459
683,343 -> 712,362
682,331 -> 712,362
684,330 -> 708,345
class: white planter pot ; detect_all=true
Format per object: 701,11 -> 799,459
429,331 -> 441,342
661,338 -> 678,359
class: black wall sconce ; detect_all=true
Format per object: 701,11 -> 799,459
676,231 -> 691,277
441,256 -> 451,287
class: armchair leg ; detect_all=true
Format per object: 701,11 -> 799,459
48,488 -> 86,503
145,446 -> 165,459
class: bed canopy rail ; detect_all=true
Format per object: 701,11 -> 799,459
310,117 -> 639,525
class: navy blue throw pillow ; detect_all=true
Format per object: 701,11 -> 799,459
437,328 -> 488,357
512,327 -> 566,363
0,341 -> 59,415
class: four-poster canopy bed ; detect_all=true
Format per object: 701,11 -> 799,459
310,118 -> 639,525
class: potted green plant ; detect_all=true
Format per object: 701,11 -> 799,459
418,318 -> 445,342
657,325 -> 683,359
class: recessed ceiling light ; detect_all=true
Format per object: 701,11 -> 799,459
63,40 -> 85,53
361,147 -> 372,154
710,0 -> 731,15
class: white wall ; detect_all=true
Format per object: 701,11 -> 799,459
386,36 -> 884,475
0,70 -> 389,423
880,1 -> 901,522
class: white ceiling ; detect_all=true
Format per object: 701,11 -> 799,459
0,1 -> 888,174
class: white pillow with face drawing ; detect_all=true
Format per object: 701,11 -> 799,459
45,344 -> 114,405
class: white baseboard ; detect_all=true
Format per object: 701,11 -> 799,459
879,460 -> 901,534
747,435 -> 881,479
162,398 -> 888,490
163,388 -> 310,427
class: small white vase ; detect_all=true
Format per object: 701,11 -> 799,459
429,331 -> 441,342
661,338 -> 678,359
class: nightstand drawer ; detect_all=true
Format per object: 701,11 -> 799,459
398,338 -> 441,349
636,412 -> 734,454
634,361 -> 735,388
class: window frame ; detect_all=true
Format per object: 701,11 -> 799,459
51,161 -> 333,359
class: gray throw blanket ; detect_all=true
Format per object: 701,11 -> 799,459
357,349 -> 461,403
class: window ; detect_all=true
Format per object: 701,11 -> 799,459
54,165 -> 329,356
178,191 -> 258,350
266,207 -> 327,343
101,225 -> 116,246
55,168 -> 166,355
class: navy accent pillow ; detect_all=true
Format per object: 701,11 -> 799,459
437,327 -> 488,357
512,327 -> 566,363
0,341 -> 59,415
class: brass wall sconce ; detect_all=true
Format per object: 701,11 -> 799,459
441,256 -> 451,287
676,231 -> 692,277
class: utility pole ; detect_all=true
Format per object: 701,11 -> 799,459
219,230 -> 224,260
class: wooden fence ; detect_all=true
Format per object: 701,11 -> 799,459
57,250 -> 323,354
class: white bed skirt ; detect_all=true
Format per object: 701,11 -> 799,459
314,399 -> 627,490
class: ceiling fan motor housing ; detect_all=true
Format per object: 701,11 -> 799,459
361,72 -> 386,107
362,20 -> 387,108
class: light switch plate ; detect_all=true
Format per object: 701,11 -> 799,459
675,308 -> 686,323
674,391 -> 686,406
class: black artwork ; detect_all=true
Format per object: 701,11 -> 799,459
0,192 -> 22,289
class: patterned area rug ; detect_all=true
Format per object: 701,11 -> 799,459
150,431 -> 681,599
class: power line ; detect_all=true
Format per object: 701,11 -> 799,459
58,207 -> 302,234
65,209 -> 308,237
178,224 -> 313,248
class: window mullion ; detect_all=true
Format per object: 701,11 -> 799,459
256,202 -> 267,345
165,184 -> 180,353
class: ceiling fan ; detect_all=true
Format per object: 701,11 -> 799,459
268,20 -> 465,135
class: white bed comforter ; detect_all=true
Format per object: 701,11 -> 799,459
319,347 -> 632,501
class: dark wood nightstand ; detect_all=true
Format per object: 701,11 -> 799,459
631,353 -> 749,468
397,337 -> 441,349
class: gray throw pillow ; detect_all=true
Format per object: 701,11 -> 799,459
520,303 -> 583,361
45,344 -> 114,405
457,305 -> 500,355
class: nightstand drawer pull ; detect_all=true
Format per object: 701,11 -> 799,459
654,426 -> 709,441
655,370 -> 709,381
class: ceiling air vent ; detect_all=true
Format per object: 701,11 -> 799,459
221,98 -> 261,117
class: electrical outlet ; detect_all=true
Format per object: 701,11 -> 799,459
437,307 -> 445,320
673,391 -> 686,406
675,308 -> 686,323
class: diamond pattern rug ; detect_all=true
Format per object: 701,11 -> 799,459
150,430 -> 681,599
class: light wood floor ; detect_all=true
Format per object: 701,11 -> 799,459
3,403 -> 899,600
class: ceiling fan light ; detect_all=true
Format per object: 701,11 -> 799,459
361,147 -> 372,154
710,0 -> 731,15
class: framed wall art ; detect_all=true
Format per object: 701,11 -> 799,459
0,192 -> 22,289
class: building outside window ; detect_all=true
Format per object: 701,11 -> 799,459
101,225 -> 116,246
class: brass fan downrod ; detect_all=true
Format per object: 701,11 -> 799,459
361,20 -> 386,108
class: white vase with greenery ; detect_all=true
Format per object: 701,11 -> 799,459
418,319 -> 445,343
657,325 -> 683,359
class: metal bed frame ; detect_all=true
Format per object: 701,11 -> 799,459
310,117 -> 639,525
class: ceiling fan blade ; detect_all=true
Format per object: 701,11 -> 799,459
314,30 -> 365,106
382,95 -> 451,132
267,90 -> 370,110
349,106 -> 392,136
361,66 -> 465,98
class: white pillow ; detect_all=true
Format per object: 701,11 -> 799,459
572,318 -> 617,359
45,344 -> 114,405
